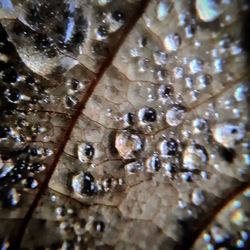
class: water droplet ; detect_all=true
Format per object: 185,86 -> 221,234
234,86 -> 245,102
159,138 -> 178,156
98,0 -> 110,6
77,143 -> 95,162
196,74 -> 212,90
158,85 -> 172,101
192,118 -> 208,134
96,25 -> 108,40
153,51 -> 167,65
196,0 -> 222,22
166,106 -> 186,126
74,219 -> 86,235
189,59 -> 203,74
214,58 -> 223,72
183,144 -> 208,170
192,189 -> 205,206
212,123 -> 245,148
173,67 -> 184,79
124,161 -> 143,175
138,107 -> 157,123
72,172 -> 96,196
56,206 -> 67,219
164,33 -> 181,52
115,132 -> 143,159
156,2 -> 171,21
146,155 -> 161,172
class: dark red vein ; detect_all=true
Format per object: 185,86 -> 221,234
12,1 -> 151,249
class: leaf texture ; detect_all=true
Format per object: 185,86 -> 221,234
0,0 -> 249,249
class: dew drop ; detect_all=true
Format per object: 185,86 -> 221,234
74,219 -> 86,235
72,172 -> 96,196
189,59 -> 203,74
192,189 -> 205,206
196,0 -> 222,22
115,132 -> 143,159
124,161 -> 143,175
164,33 -> 181,52
77,143 -> 95,162
123,112 -> 136,127
192,118 -> 208,134
158,85 -> 172,101
212,123 -> 245,148
159,138 -> 178,156
156,2 -> 170,21
166,106 -> 186,126
153,51 -> 167,65
96,25 -> 108,40
138,107 -> 157,123
22,177 -> 38,189
146,155 -> 161,172
183,144 -> 208,170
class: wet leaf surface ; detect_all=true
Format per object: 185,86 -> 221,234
0,0 -> 249,249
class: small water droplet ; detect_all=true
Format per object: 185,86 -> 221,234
156,2 -> 171,21
115,132 -> 143,159
138,107 -> 157,123
164,33 -> 181,52
22,177 -> 38,189
189,59 -> 203,74
183,144 -> 208,170
192,189 -> 205,206
124,161 -> 143,175
94,220 -> 105,232
146,155 -> 161,172
153,51 -> 167,65
196,0 -> 222,22
0,187 -> 20,207
72,172 -> 96,196
166,106 -> 186,126
212,123 -> 245,148
77,143 -> 95,163
159,138 -> 178,156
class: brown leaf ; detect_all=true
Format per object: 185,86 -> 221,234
0,1 -> 249,249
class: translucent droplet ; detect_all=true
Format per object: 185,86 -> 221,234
189,59 -> 203,74
192,118 -> 208,134
234,86 -> 245,102
94,220 -> 105,232
0,158 -> 14,178
164,33 -> 181,52
183,144 -> 208,170
153,51 -> 167,65
72,172 -> 96,196
166,106 -> 186,126
159,138 -> 178,156
124,161 -> 143,175
123,112 -> 136,127
196,74 -> 212,90
212,123 -> 245,148
196,0 -> 222,22
138,107 -> 157,123
146,155 -> 161,172
22,177 -> 38,189
156,2 -> 171,21
173,67 -> 183,79
192,189 -> 205,206
77,143 -> 95,163
115,132 -> 143,159
56,206 -> 67,219
74,219 -> 86,235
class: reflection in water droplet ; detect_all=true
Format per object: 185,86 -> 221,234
159,138 -> 178,156
115,132 -> 143,159
196,0 -> 222,22
166,106 -> 186,126
164,33 -> 181,52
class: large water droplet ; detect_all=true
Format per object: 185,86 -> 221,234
156,2 -> 171,21
138,107 -> 157,123
164,33 -> 181,52
189,59 -> 203,74
115,132 -> 143,159
212,123 -> 245,148
196,0 -> 222,22
159,138 -> 178,156
166,106 -> 186,126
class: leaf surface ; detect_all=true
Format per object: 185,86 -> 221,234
0,0 -> 249,249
